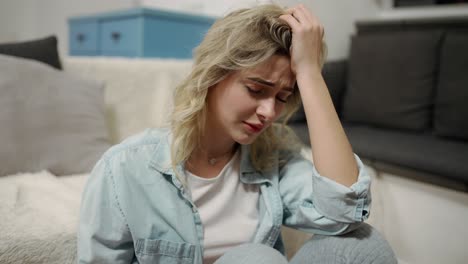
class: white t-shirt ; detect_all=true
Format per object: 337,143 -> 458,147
186,150 -> 260,264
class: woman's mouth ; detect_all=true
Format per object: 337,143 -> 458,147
243,121 -> 264,133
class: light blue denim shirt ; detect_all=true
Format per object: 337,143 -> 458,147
78,128 -> 371,264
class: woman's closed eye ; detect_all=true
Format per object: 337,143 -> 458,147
246,85 -> 264,94
246,86 -> 290,103
277,94 -> 289,103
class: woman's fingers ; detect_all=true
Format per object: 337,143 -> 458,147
283,6 -> 308,25
297,4 -> 315,24
280,4 -> 325,74
282,5 -> 324,39
297,5 -> 325,38
279,14 -> 300,29
291,5 -> 313,24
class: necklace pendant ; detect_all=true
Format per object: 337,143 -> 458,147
208,158 -> 217,165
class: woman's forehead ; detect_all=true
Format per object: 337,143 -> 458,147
242,56 -> 295,87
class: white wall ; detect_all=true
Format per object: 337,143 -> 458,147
0,0 -> 386,60
0,0 -> 135,54
0,1 -> 37,42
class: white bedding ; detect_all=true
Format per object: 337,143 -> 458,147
0,171 -> 88,264
0,57 -> 192,263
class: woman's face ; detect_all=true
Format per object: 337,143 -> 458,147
207,55 -> 295,145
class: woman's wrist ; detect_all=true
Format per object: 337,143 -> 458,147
296,62 -> 321,76
296,65 -> 323,90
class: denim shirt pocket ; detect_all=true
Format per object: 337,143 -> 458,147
135,239 -> 196,264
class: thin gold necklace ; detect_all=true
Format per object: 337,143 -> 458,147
200,146 -> 237,166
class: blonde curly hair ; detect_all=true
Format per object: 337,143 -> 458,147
170,4 -> 327,183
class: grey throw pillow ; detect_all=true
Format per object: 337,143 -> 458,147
342,31 -> 442,131
434,31 -> 468,141
0,54 -> 111,176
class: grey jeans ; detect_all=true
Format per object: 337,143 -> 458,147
214,223 -> 397,264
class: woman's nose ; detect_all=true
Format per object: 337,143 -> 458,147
257,98 -> 277,122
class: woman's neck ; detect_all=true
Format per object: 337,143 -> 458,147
185,128 -> 238,178
197,116 -> 238,160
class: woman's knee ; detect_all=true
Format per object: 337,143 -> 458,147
290,223 -> 397,264
215,243 -> 288,264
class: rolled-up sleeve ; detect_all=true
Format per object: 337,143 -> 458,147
279,152 -> 371,235
78,158 -> 135,263
311,154 -> 371,223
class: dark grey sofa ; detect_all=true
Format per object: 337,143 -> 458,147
289,16 -> 468,192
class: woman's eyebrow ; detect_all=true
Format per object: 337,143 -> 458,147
246,77 -> 294,92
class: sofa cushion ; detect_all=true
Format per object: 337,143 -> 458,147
342,31 -> 442,131
322,60 -> 347,116
0,54 -> 110,176
0,36 -> 62,70
288,123 -> 310,146
434,31 -> 468,141
343,123 -> 468,184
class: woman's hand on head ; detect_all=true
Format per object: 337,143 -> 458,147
279,4 -> 324,77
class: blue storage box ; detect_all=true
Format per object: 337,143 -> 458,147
68,8 -> 216,58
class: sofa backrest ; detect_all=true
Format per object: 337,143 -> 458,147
342,16 -> 468,141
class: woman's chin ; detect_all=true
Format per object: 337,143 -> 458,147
233,132 -> 258,145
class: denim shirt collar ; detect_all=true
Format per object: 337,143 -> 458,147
148,131 -> 272,187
